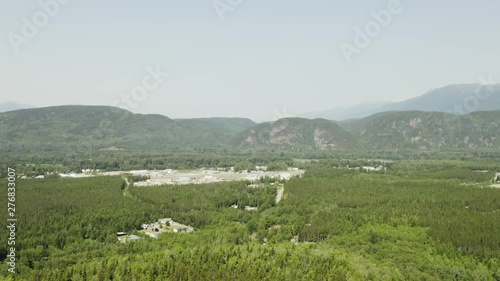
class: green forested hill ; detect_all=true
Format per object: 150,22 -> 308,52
0,106 -> 256,154
232,117 -> 358,151
1,106 -> 499,155
176,117 -> 257,141
235,110 -> 500,151
341,110 -> 500,150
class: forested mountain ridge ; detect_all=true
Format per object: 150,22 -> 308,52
232,118 -> 358,150
341,110 -> 500,150
1,106 -> 499,154
0,105 -> 256,153
176,117 -> 257,140
235,111 -> 500,151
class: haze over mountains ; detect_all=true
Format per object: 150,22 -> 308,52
2,83 -> 499,153
301,84 -> 500,121
0,102 -> 36,113
3,83 -> 500,122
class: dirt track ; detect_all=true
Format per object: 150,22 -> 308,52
276,185 -> 284,203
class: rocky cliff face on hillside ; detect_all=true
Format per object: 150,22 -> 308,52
234,118 -> 357,150
1,106 -> 499,154
342,111 -> 500,150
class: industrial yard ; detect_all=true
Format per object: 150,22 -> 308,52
59,167 -> 304,186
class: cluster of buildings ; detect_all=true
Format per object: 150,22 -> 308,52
116,232 -> 142,243
140,218 -> 194,239
117,218 -> 194,242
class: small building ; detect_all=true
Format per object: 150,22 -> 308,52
116,232 -> 127,237
128,235 -> 141,241
173,226 -> 194,233
159,218 -> 173,225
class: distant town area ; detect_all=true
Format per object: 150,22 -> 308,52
54,167 -> 305,186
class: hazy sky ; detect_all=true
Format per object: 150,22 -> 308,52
1,0 -> 499,121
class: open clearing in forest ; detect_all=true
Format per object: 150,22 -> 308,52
96,168 -> 304,186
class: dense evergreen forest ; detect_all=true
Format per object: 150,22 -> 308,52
2,148 -> 500,177
1,159 -> 500,280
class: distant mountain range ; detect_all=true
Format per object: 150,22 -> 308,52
2,83 -> 500,153
0,102 -> 36,113
301,84 -> 500,121
1,105 -> 499,154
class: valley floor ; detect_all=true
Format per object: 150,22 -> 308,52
1,159 -> 500,280
59,168 -> 304,186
